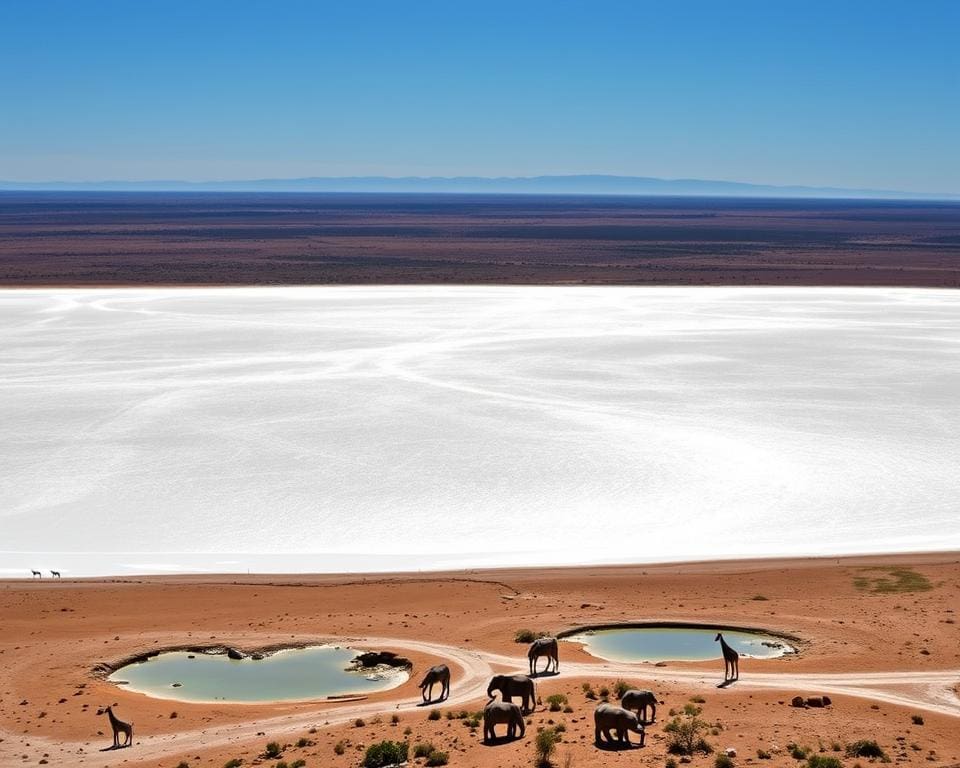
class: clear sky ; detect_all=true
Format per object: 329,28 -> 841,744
1,0 -> 957,192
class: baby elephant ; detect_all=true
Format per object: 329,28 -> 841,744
483,700 -> 525,743
620,688 -> 657,723
594,702 -> 645,748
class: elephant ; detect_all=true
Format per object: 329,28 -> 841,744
620,688 -> 657,723
528,636 -> 559,675
418,664 -> 450,703
483,700 -> 525,743
486,674 -> 536,713
594,703 -> 645,748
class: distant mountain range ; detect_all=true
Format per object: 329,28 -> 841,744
1,174 -> 957,200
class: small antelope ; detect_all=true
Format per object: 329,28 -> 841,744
97,705 -> 133,749
31,570 -> 42,579
50,570 -> 61,578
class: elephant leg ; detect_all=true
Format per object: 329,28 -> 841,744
484,723 -> 492,743
595,724 -> 601,744
650,702 -> 656,722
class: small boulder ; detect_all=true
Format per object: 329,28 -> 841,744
791,696 -> 806,708
226,648 -> 245,660
806,697 -> 825,708
725,748 -> 737,757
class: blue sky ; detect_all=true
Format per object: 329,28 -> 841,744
1,0 -> 957,192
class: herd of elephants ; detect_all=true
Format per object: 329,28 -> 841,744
98,633 -> 742,751
418,634 -> 740,748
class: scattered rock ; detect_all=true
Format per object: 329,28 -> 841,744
226,647 -> 245,660
791,696 -> 806,708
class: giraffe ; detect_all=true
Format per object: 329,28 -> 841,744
31,570 -> 41,579
715,632 -> 739,681
50,570 -> 61,579
97,705 -> 133,749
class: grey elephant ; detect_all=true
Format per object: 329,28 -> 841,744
594,703 -> 645,747
486,674 -> 536,713
418,664 -> 450,703
528,636 -> 559,675
620,688 -> 656,723
483,700 -> 525,743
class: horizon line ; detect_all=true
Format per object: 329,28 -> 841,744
1,172 -> 957,201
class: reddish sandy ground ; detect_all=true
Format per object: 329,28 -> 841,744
1,553 -> 958,768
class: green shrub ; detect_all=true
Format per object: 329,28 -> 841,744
354,718 -> 365,728
598,686 -> 610,699
683,703 -> 702,717
614,679 -> 630,698
264,742 -> 282,759
535,728 -> 559,768
425,750 -> 449,766
413,742 -> 436,758
362,740 -> 409,768
808,756 -> 843,768
296,737 -> 311,748
515,629 -> 546,643
757,749 -> 771,760
333,740 -> 346,755
715,753 -> 734,768
547,694 -> 568,712
664,715 -> 712,755
666,760 -> 678,768
911,714 -> 924,725
789,743 -> 810,760
224,760 -> 243,768
428,709 -> 441,720
845,741 -> 886,759
290,761 -> 306,768
176,763 -> 190,768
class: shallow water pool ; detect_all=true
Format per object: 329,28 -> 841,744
564,627 -> 795,663
108,646 -> 409,703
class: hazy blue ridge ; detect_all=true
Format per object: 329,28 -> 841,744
0,174 -> 957,200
